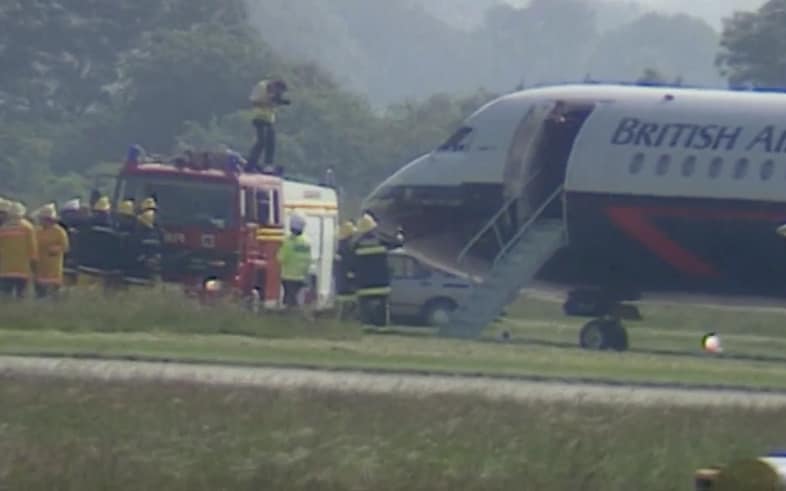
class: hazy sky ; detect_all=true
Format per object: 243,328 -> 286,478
508,0 -> 766,28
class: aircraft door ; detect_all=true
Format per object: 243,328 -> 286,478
502,101 -> 557,222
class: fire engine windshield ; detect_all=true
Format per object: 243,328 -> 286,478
118,176 -> 235,229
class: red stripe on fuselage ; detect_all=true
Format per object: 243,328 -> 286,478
605,206 -> 721,278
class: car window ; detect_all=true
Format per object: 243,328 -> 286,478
390,256 -> 428,279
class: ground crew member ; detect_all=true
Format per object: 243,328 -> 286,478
247,78 -> 290,172
59,199 -> 83,286
0,202 -> 38,298
122,209 -> 163,288
276,214 -> 311,311
34,204 -> 69,298
352,214 -> 392,327
76,196 -> 121,289
334,220 -> 357,320
114,200 -> 137,288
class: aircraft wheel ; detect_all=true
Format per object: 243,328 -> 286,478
579,319 -> 628,352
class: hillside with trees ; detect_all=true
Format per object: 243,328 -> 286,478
0,0 -> 780,210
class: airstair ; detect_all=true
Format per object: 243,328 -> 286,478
441,185 -> 567,338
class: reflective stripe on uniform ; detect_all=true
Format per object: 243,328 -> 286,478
355,246 -> 387,256
356,287 -> 392,296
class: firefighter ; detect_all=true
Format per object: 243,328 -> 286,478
0,202 -> 38,298
122,209 -> 162,288
352,214 -> 391,327
76,196 -> 121,289
247,78 -> 290,172
334,220 -> 358,320
59,199 -> 83,286
139,197 -> 157,213
34,204 -> 70,298
276,214 -> 312,311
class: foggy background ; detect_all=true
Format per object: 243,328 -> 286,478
246,0 -> 765,106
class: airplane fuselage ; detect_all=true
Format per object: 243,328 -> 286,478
363,83 -> 786,303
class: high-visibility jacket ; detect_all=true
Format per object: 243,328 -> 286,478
277,233 -> 312,281
0,218 -> 38,279
334,238 -> 356,299
352,233 -> 391,297
35,224 -> 70,285
250,80 -> 277,124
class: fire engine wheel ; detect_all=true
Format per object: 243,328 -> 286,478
422,299 -> 456,328
579,319 -> 629,352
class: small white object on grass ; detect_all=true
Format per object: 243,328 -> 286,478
702,332 -> 723,354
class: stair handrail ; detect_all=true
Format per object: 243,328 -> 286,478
457,168 -> 544,264
492,184 -> 564,269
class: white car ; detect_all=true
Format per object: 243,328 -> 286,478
388,248 -> 472,327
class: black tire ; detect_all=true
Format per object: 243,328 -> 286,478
579,319 -> 628,351
422,299 -> 456,327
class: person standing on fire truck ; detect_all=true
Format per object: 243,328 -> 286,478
0,202 -> 38,298
247,78 -> 290,172
277,214 -> 312,311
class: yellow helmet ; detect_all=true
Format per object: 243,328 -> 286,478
118,200 -> 135,217
138,209 -> 156,228
356,214 -> 377,234
338,221 -> 357,240
93,196 -> 111,213
140,197 -> 157,212
8,202 -> 26,219
0,198 -> 11,213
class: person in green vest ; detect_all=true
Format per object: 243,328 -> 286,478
247,78 -> 290,173
277,214 -> 312,311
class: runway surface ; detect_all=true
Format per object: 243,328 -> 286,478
2,355 -> 786,408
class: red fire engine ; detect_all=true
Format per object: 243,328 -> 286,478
112,145 -> 334,307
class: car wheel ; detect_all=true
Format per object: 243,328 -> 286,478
423,300 -> 456,327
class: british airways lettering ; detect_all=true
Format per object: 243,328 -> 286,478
610,118 -> 786,153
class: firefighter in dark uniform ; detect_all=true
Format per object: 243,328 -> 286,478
334,220 -> 357,320
352,214 -> 391,327
122,209 -> 163,288
114,200 -> 138,288
76,196 -> 122,290
59,199 -> 83,287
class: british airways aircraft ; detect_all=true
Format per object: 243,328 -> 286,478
361,82 -> 786,351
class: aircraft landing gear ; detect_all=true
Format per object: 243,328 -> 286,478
579,318 -> 628,351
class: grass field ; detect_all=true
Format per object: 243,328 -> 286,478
1,288 -> 786,389
0,374 -> 779,491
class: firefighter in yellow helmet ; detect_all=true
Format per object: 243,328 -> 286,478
352,213 -> 391,327
139,196 -> 157,213
122,208 -> 162,287
276,214 -> 312,310
76,196 -> 121,289
0,202 -> 38,298
334,220 -> 358,320
34,203 -> 70,298
247,78 -> 290,172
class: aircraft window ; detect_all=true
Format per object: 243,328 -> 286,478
681,156 -> 696,177
437,126 -> 473,152
656,155 -> 671,176
708,157 -> 724,179
761,159 -> 775,180
733,158 -> 749,180
629,153 -> 645,175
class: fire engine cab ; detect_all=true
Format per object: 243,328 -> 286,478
112,146 -> 339,310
